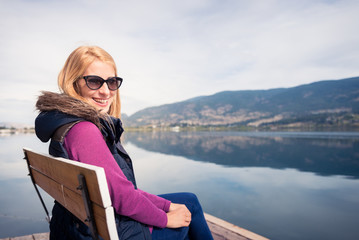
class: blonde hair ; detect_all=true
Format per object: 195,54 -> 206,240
58,45 -> 121,118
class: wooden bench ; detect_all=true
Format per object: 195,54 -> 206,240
23,148 -> 119,240
23,148 -> 269,240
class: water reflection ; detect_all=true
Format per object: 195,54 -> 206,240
0,134 -> 52,238
1,132 -> 359,239
124,131 -> 359,178
125,140 -> 359,240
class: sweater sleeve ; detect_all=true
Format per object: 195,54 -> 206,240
63,121 -> 169,228
137,189 -> 171,212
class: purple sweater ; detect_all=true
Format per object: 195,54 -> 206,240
63,121 -> 170,229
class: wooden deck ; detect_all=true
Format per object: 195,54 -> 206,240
205,213 -> 268,240
0,232 -> 49,240
0,213 -> 268,240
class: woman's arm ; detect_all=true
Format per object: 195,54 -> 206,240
63,121 -> 169,228
137,189 -> 171,212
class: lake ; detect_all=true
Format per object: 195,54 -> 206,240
0,131 -> 359,239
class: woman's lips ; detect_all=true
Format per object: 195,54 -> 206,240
93,98 -> 108,105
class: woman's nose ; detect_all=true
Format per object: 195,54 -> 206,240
98,82 -> 110,95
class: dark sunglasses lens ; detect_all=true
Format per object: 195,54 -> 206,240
107,77 -> 122,90
86,76 -> 103,90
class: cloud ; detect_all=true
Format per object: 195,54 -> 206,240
0,0 -> 359,121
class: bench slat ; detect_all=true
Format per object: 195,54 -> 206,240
24,148 -> 119,240
24,148 -> 111,207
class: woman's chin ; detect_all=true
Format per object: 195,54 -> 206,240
98,107 -> 110,114
90,101 -> 109,113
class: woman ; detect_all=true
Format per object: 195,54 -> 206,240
35,45 -> 214,240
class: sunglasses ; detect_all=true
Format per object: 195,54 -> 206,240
82,75 -> 123,91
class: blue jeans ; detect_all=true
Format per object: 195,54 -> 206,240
152,193 -> 214,240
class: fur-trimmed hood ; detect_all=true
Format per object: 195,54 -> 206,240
35,91 -> 124,143
36,91 -> 103,128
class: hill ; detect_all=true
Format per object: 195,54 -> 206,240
123,77 -> 359,130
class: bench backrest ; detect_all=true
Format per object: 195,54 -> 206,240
23,147 -> 119,240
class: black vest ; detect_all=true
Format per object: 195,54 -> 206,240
35,111 -> 152,240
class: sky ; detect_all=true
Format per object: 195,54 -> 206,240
1,0 -> 359,125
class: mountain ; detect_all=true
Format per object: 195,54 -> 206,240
124,77 -> 359,129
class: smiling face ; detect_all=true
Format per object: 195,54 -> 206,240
78,60 -> 117,113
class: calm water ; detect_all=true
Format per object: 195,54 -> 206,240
0,131 -> 359,239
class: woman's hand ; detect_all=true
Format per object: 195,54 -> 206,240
166,203 -> 192,228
